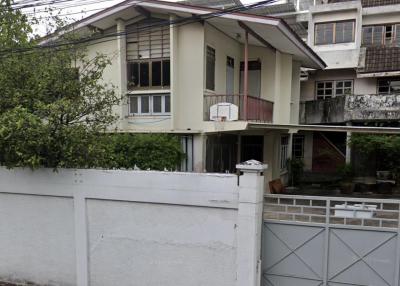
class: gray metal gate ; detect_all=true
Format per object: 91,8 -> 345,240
262,195 -> 400,286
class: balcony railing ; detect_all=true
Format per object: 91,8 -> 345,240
300,93 -> 400,124
204,94 -> 273,123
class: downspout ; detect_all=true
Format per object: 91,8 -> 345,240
244,31 -> 249,121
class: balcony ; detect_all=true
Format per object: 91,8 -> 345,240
300,94 -> 400,124
204,94 -> 273,123
300,97 -> 345,124
345,94 -> 400,121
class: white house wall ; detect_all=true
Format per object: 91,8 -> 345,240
204,23 -> 242,96
308,8 -> 361,70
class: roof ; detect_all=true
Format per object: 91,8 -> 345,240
180,0 -> 243,9
358,47 -> 400,74
46,0 -> 326,69
247,122 -> 400,134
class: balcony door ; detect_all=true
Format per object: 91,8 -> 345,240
240,60 -> 261,97
226,56 -> 235,95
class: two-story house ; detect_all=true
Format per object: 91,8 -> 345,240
54,0 -> 325,183
253,0 -> 400,175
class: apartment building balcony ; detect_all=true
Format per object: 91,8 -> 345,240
203,94 -> 274,123
300,93 -> 400,124
300,96 -> 345,124
346,93 -> 400,121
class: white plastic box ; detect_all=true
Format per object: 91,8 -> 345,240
334,204 -> 377,218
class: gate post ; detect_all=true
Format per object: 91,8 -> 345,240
236,160 -> 268,286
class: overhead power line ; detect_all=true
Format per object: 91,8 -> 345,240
0,0 -> 277,56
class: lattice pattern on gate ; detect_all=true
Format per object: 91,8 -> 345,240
262,195 -> 400,286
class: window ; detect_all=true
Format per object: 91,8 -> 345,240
378,78 -> 400,94
127,60 -> 170,89
362,24 -> 400,47
180,135 -> 193,172
335,80 -> 353,96
126,19 -> 170,60
292,135 -> 305,160
129,94 -> 171,115
315,20 -> 355,45
316,80 -> 353,99
206,46 -> 216,91
226,56 -> 235,95
335,21 -> 355,43
316,81 -> 333,99
126,19 -> 170,90
240,60 -> 261,97
280,135 -> 289,171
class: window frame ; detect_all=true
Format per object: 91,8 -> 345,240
314,20 -> 355,46
205,45 -> 216,92
292,135 -> 305,160
127,59 -> 170,90
315,79 -> 354,99
362,23 -> 400,47
128,93 -> 171,116
377,77 -> 400,95
280,135 -> 289,172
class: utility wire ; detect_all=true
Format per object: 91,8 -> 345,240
0,0 -> 277,56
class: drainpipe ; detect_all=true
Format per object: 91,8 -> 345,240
244,31 -> 249,121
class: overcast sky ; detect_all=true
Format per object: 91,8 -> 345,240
21,0 -> 260,35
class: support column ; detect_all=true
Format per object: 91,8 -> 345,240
193,134 -> 207,172
346,123 -> 352,164
116,19 -> 127,130
236,161 -> 268,286
243,31 -> 249,120
237,134 -> 242,165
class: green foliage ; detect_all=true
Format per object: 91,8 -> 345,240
0,0 -> 122,169
337,163 -> 353,181
350,134 -> 400,178
107,134 -> 185,171
350,134 -> 400,153
287,158 -> 304,186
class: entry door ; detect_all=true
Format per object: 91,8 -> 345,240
241,135 -> 264,163
240,60 -> 261,97
226,56 -> 235,95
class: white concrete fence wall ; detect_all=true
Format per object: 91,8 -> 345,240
0,163 -> 267,286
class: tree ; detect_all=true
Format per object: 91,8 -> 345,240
0,0 -> 121,169
350,133 -> 400,180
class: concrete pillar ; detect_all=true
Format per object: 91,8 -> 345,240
346,123 -> 352,164
236,161 -> 268,286
193,134 -> 207,172
116,19 -> 127,130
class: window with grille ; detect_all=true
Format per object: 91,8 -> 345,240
126,19 -> 170,90
129,94 -> 171,115
206,46 -> 216,91
315,20 -> 355,45
316,80 -> 353,99
362,24 -> 400,47
280,135 -> 289,171
292,135 -> 305,160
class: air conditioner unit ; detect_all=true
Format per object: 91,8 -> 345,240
209,102 -> 239,121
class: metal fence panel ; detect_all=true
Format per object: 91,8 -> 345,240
262,195 -> 400,286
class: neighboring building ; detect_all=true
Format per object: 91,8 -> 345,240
53,0 -> 325,184
252,0 -> 400,174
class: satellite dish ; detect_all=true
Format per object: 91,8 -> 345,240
210,102 -> 239,121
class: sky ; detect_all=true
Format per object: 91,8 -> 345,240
18,0 -> 260,35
